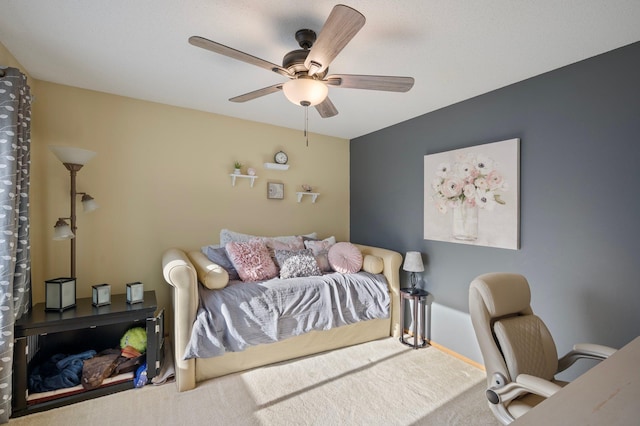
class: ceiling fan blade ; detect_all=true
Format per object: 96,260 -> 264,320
315,97 -> 338,118
304,5 -> 365,76
325,74 -> 415,92
229,83 -> 283,103
189,36 -> 292,78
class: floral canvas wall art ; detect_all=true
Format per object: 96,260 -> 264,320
424,138 -> 520,249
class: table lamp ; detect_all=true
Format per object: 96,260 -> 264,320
403,251 -> 424,294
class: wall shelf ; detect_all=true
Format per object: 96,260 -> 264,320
296,192 -> 320,203
230,174 -> 258,187
264,163 -> 289,171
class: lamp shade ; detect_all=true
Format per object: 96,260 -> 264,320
49,145 -> 96,165
403,251 -> 424,272
53,219 -> 75,240
282,78 -> 328,106
81,194 -> 99,212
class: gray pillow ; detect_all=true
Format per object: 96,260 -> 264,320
275,249 -> 322,279
219,228 -> 318,247
201,245 -> 240,281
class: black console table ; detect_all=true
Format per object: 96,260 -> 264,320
12,291 -> 163,418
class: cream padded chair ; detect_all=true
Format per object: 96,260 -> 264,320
469,273 -> 616,424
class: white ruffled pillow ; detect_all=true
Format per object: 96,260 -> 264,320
275,249 -> 322,279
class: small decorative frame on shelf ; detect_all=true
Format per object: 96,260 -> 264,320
267,182 -> 284,199
229,174 -> 258,187
296,192 -> 320,203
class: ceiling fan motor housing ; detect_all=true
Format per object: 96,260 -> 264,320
283,49 -> 310,74
283,29 -> 327,78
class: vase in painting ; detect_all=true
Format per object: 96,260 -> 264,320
452,203 -> 478,241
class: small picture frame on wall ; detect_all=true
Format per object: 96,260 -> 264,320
267,182 -> 284,199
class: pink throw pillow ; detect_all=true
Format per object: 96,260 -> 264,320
328,242 -> 363,274
225,239 -> 278,282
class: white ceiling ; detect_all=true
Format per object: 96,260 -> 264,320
1,1 -> 639,140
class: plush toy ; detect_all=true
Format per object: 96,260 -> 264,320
120,327 -> 147,353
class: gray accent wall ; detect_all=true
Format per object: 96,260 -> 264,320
350,42 -> 640,369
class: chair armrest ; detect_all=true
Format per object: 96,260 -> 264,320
557,343 -> 617,372
515,374 -> 563,398
486,374 -> 561,406
573,343 -> 617,358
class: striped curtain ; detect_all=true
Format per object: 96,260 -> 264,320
0,66 -> 32,423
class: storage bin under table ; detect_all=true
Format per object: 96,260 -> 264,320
12,291 -> 163,418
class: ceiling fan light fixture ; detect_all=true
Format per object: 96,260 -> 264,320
283,78 -> 328,107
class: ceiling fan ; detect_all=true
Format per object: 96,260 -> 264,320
189,4 -> 414,118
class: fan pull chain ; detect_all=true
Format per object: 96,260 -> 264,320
304,105 -> 309,147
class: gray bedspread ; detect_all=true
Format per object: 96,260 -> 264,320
183,272 -> 390,359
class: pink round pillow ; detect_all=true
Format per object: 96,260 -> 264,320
328,242 -> 363,274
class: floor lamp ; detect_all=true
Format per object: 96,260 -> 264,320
50,146 -> 98,278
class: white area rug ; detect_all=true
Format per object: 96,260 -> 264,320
10,338 -> 499,425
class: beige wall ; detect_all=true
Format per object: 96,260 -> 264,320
0,42 -> 27,72
30,81 -> 350,314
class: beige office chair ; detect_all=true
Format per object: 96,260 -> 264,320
469,273 -> 616,424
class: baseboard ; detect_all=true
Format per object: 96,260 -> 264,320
429,340 -> 485,371
402,328 -> 485,371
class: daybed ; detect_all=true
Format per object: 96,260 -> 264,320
162,239 -> 402,392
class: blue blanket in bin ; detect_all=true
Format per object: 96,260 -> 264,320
29,350 -> 96,392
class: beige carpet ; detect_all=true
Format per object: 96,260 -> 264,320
10,338 -> 500,425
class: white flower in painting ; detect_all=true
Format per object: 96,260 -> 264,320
475,155 -> 494,174
474,177 -> 489,191
435,163 -> 451,177
435,199 -> 448,214
455,162 -> 475,179
431,177 -> 443,192
476,189 -> 497,210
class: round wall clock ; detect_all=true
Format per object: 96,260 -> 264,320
274,151 -> 288,164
